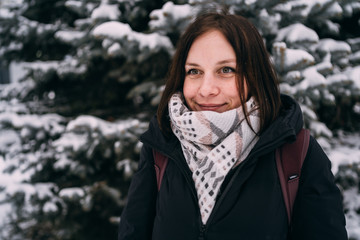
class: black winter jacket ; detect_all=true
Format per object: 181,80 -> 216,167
118,95 -> 347,240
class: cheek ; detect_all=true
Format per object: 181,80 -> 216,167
232,94 -> 241,108
183,79 -> 195,104
228,81 -> 242,107
229,90 -> 241,107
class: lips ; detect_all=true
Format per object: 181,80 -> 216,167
196,103 -> 227,112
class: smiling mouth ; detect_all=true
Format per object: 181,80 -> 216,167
196,103 -> 227,111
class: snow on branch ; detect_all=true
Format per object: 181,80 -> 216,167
275,23 -> 319,49
327,66 -> 360,89
91,1 -> 121,21
149,2 -> 196,34
316,38 -> 351,57
54,30 -> 86,45
272,42 -> 315,73
92,21 -> 174,60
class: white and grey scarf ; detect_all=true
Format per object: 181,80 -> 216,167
168,92 -> 260,224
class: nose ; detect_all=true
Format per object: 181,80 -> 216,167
198,73 -> 220,97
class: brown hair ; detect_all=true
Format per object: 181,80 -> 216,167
157,12 -> 281,136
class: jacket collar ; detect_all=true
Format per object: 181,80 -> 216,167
140,116 -> 181,159
245,94 -> 304,158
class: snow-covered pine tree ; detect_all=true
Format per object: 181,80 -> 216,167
0,0 -> 170,239
0,0 -> 359,239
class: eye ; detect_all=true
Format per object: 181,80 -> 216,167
186,69 -> 200,75
221,67 -> 235,74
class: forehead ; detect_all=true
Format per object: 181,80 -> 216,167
186,30 -> 236,64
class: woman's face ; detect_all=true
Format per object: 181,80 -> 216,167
183,30 -> 244,113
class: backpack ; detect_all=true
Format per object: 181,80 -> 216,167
152,128 -> 310,225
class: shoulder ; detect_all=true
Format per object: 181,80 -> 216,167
290,136 -> 348,239
302,136 -> 332,180
299,135 -> 337,193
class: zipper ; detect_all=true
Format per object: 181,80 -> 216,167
198,224 -> 206,240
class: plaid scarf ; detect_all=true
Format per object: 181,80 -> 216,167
169,92 -> 260,224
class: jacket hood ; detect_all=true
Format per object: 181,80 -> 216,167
250,94 -> 304,154
140,115 -> 180,157
140,94 -> 304,158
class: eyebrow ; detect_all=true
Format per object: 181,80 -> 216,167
217,59 -> 236,65
185,59 -> 236,67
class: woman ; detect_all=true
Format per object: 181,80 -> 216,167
118,12 -> 347,239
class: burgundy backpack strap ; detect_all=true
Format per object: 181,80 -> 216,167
276,128 -> 310,224
152,149 -> 169,191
